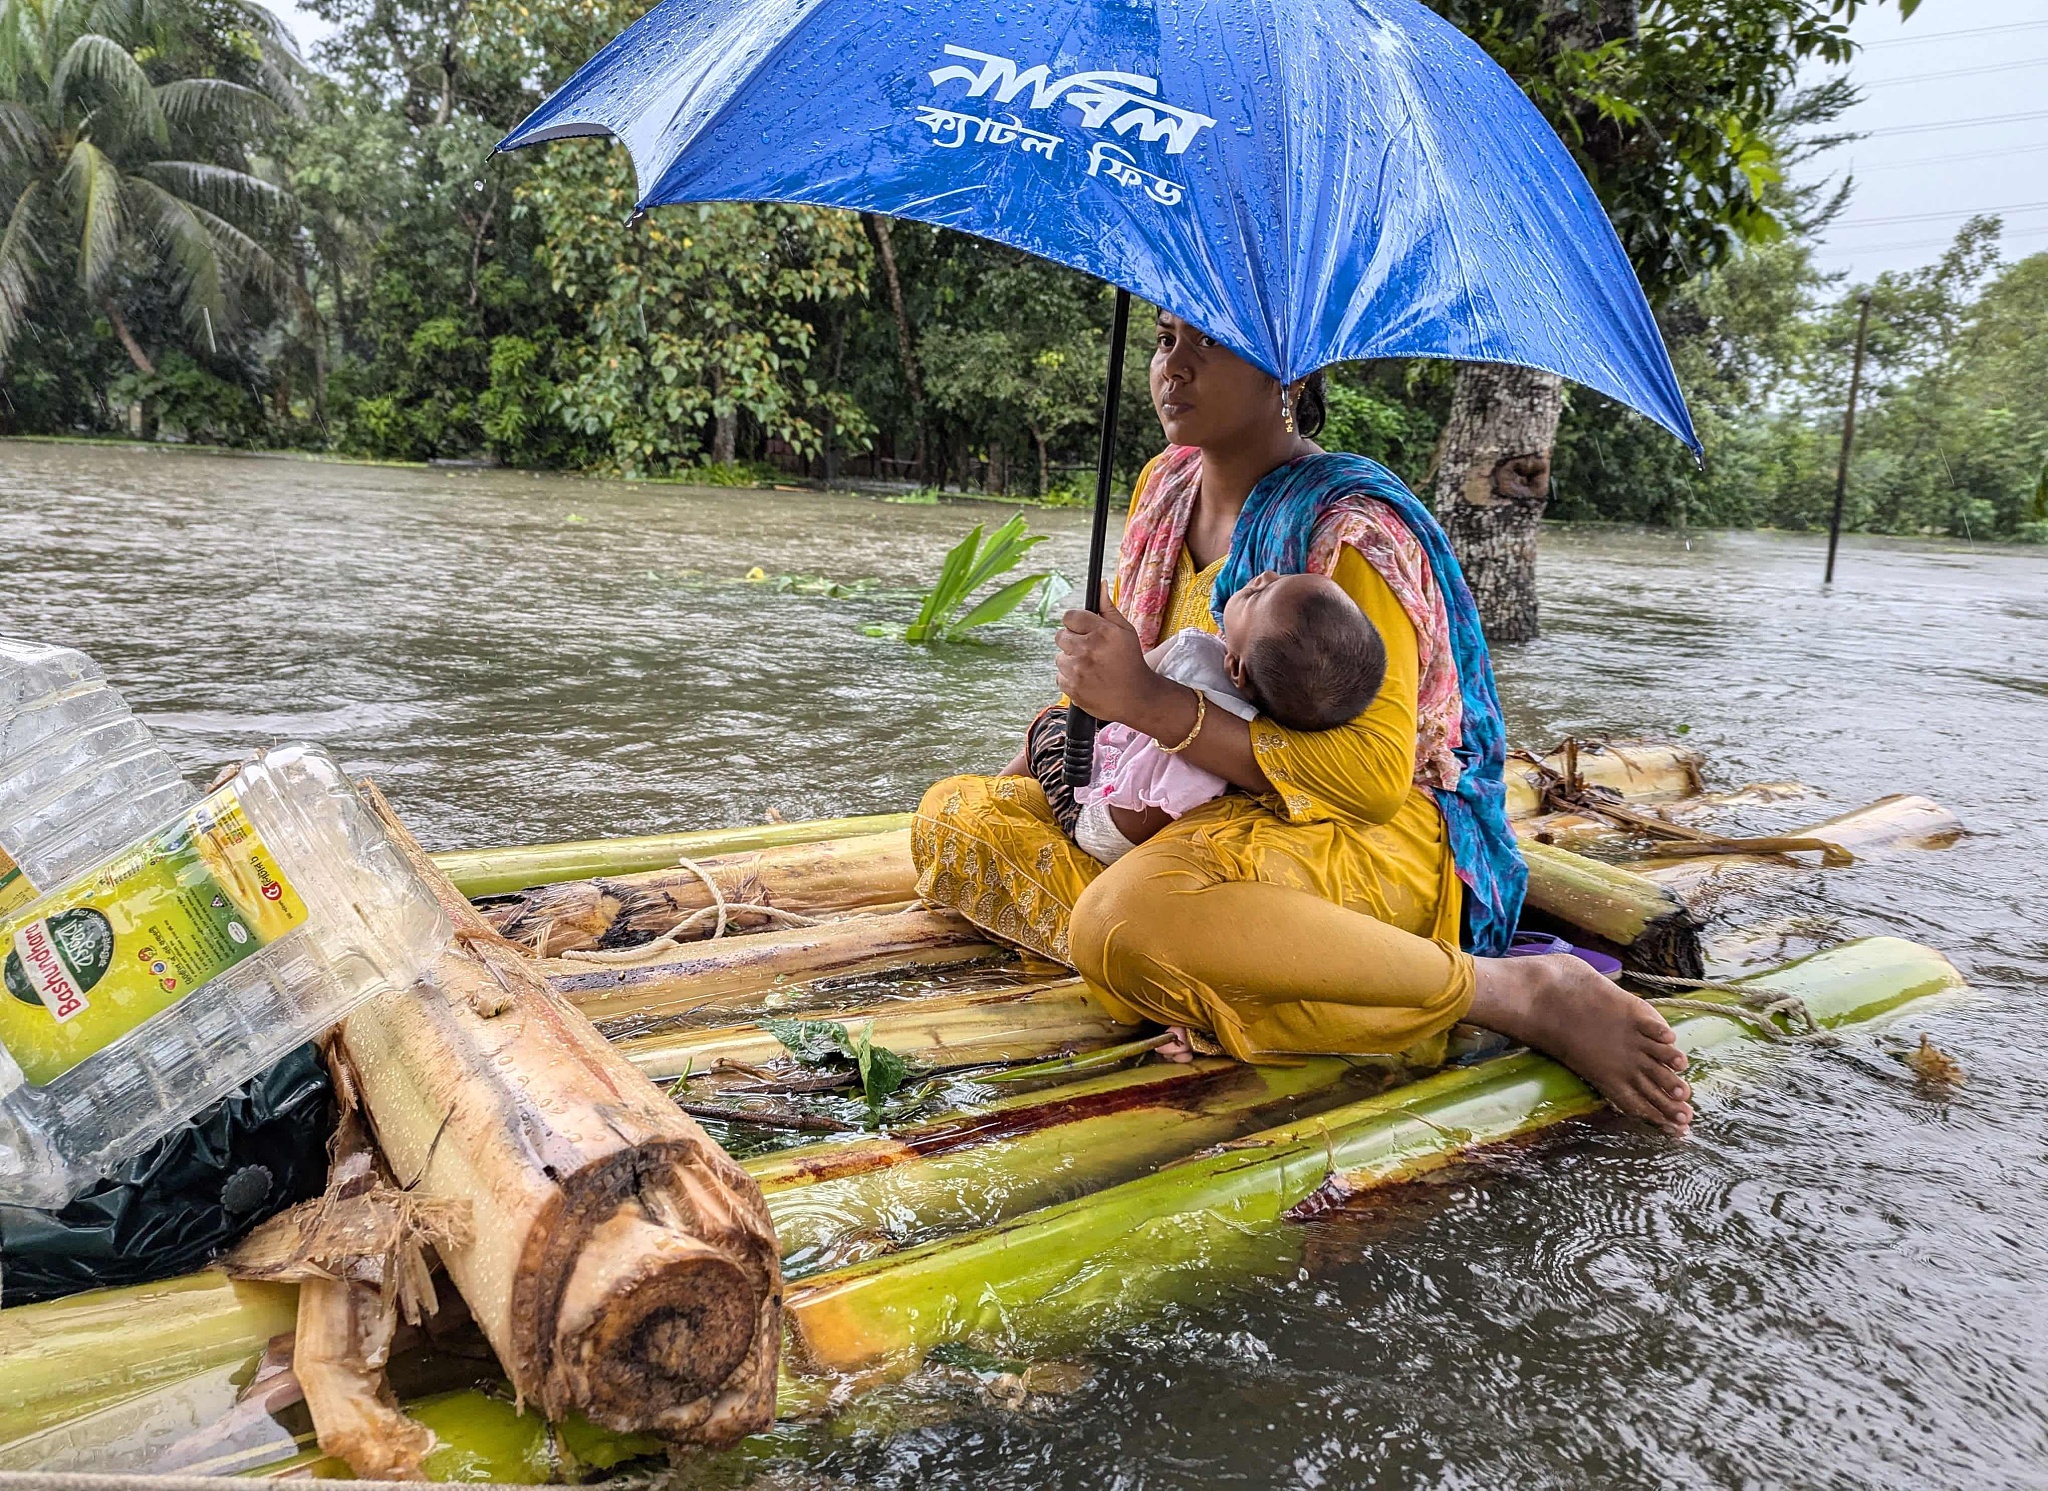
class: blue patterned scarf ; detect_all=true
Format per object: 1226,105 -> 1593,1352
1211,453 -> 1526,956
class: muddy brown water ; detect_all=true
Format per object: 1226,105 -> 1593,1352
4,440 -> 2045,1488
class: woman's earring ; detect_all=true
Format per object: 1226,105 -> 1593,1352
1280,384 -> 1295,435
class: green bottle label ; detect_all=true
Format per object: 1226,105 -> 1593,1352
0,787 -> 307,1088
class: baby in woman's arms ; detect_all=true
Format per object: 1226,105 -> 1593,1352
1024,571 -> 1387,863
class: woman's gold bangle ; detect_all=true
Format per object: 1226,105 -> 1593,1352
1160,689 -> 1208,755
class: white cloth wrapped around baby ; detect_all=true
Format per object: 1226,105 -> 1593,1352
1072,629 -> 1259,864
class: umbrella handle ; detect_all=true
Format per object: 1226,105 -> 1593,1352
1063,286 -> 1133,792
1063,703 -> 1099,791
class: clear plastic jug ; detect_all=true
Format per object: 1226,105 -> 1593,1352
0,744 -> 450,1206
0,636 -> 190,915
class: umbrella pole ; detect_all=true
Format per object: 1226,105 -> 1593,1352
1064,287 -> 1134,789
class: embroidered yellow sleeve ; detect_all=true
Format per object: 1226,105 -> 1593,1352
1249,547 -> 1421,825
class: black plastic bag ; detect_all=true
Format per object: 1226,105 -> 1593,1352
0,1044 -> 335,1306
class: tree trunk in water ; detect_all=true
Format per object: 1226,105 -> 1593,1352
1030,426 -> 1049,497
860,212 -> 926,480
1430,362 -> 1565,643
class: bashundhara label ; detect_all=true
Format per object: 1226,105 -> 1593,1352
0,787 -> 307,1087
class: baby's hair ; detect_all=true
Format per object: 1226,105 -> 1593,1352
1241,585 -> 1387,731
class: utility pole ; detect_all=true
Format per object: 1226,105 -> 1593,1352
1825,289 -> 1875,586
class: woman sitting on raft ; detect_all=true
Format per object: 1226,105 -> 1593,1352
912,311 -> 1695,1137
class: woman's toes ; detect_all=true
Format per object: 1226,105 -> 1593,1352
1633,1007 -> 1677,1042
1611,1083 -> 1662,1124
1630,1071 -> 1682,1119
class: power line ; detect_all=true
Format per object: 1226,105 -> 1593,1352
1828,223 -> 2048,256
1862,19 -> 2048,49
1862,56 -> 2048,87
1842,142 -> 2048,172
1858,108 -> 2048,137
1832,200 -> 2048,229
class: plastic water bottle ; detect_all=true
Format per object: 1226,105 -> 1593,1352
0,744 -> 451,1207
0,637 -> 191,915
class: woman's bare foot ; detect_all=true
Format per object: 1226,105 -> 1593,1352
1467,954 -> 1694,1137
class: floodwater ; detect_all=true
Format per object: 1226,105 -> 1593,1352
4,440 -> 2046,1489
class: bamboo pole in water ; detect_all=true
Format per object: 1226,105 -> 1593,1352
485,830 -> 920,957
782,936 -> 1963,1376
544,908 -> 1005,1024
616,979 -> 1134,1080
433,814 -> 914,899
1518,838 -> 1704,976
338,785 -> 783,1447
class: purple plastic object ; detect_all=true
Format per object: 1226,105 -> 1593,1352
1506,931 -> 1624,980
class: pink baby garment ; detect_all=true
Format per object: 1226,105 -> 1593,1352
1071,629 -> 1257,864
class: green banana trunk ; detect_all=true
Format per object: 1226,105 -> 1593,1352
784,937 -> 1961,1376
759,1055 -> 1392,1277
434,813 -> 912,898
617,979 -> 1133,1080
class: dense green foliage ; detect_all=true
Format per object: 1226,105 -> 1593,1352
1,0 -> 2038,541
0,0 -> 304,434
1553,219 -> 2048,541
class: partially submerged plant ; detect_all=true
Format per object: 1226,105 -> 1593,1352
762,1016 -> 914,1106
888,514 -> 1055,644
1904,1033 -> 1964,1091
743,566 -> 880,598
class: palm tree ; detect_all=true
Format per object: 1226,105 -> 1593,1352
0,0 -> 302,376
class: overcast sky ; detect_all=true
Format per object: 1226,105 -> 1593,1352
264,0 -> 2048,287
1795,0 -> 2048,284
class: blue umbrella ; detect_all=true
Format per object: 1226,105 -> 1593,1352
499,0 -> 1698,779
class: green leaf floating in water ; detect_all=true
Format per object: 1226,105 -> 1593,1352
761,1016 -> 912,1105
760,1016 -> 856,1067
848,1019 -> 910,1105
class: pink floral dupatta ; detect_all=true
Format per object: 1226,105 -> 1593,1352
1114,445 -> 1464,790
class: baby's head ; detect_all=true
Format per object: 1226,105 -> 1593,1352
1220,571 -> 1387,731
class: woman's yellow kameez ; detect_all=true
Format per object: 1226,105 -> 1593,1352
912,538 -> 1478,1066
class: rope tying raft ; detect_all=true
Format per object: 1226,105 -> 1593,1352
559,854 -> 821,965
1515,740 -> 1852,865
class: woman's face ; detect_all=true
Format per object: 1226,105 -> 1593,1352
1150,311 -> 1282,450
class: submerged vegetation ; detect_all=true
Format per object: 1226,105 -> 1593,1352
0,0 -> 2039,542
890,515 -> 1058,645
761,1016 -> 914,1108
730,512 -> 1066,643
